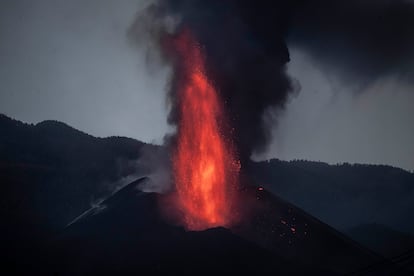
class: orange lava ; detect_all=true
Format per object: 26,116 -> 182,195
171,30 -> 240,230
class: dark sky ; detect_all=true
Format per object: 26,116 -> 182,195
0,0 -> 413,171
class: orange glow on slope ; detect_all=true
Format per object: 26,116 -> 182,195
171,30 -> 240,230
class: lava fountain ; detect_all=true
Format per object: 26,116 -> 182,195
169,30 -> 240,231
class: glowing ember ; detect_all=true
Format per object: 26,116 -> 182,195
170,30 -> 240,230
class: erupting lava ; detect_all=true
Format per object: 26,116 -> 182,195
170,30 -> 240,230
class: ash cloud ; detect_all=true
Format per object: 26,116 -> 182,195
130,0 -> 414,162
289,0 -> 414,88
129,0 -> 296,162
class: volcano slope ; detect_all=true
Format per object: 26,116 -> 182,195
40,178 -> 315,274
31,177 -> 400,275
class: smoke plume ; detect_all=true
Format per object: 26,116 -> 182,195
288,0 -> 414,88
129,0 -> 296,162
129,0 -> 414,162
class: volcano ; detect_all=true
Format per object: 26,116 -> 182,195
2,116 -> 413,275
34,177 -> 399,275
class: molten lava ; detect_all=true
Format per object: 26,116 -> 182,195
170,30 -> 240,230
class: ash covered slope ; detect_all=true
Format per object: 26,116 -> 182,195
248,159 -> 414,234
234,184 -> 385,275
46,178 -> 389,275
45,178 -> 322,275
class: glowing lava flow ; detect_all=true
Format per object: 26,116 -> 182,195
171,31 -> 240,230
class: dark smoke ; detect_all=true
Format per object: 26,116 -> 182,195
129,0 -> 297,162
130,0 -> 414,161
289,0 -> 414,88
